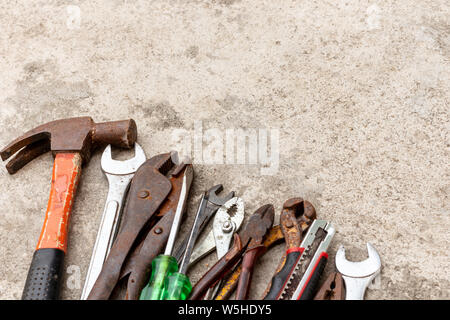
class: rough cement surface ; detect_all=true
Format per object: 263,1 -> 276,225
0,1 -> 449,300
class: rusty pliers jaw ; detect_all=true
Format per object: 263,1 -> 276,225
280,197 -> 317,249
239,204 -> 275,250
1,117 -> 137,174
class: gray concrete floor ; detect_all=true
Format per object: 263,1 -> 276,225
0,1 -> 449,300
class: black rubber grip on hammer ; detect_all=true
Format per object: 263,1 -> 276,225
298,254 -> 328,300
264,250 -> 301,300
22,248 -> 65,300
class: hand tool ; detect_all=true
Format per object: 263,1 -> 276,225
187,198 -> 245,268
313,272 -> 345,300
80,143 -> 146,300
164,193 -> 239,300
216,199 -> 316,301
335,243 -> 381,300
0,117 -> 137,300
202,197 -> 245,299
139,172 -> 189,300
189,204 -> 274,300
263,198 -> 308,300
149,196 -> 243,300
266,219 -> 335,300
172,185 -> 235,264
87,153 -> 193,300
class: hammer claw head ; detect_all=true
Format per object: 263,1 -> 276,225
4,140 -> 51,174
1,117 -> 138,174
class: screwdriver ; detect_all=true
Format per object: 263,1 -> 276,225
139,173 -> 189,300
164,193 -> 209,300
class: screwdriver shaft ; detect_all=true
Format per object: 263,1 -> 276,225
164,174 -> 188,255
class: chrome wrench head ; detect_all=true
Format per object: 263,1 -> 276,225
101,143 -> 146,175
336,243 -> 381,278
335,243 -> 381,300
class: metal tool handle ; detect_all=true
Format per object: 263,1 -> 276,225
173,194 -> 208,263
342,275 -> 374,300
178,195 -> 207,274
81,174 -> 133,300
235,246 -> 265,300
190,235 -> 243,300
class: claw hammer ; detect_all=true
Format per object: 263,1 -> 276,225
1,117 -> 137,300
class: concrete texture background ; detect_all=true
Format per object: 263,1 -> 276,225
0,0 -> 449,300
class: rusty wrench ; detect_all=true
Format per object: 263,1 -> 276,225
81,144 -> 146,299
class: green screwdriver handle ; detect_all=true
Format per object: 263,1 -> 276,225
165,273 -> 192,300
140,255 -> 178,300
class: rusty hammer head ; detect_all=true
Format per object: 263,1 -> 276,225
1,117 -> 137,174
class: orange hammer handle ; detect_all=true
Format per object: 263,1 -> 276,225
23,153 -> 82,300
36,153 -> 82,252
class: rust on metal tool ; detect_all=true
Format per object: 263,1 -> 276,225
190,234 -> 244,300
190,204 -> 274,300
1,117 -> 138,300
120,163 -> 194,300
216,200 -> 316,300
313,272 -> 345,300
1,117 -> 137,174
87,153 -> 176,300
88,153 -> 194,300
235,205 -> 274,300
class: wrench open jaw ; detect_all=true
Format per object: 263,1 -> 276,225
81,143 -> 146,300
335,243 -> 381,300
101,143 -> 146,175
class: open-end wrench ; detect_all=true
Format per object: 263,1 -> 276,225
335,243 -> 381,300
81,143 -> 146,299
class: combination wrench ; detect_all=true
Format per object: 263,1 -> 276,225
335,242 -> 381,300
81,143 -> 146,299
